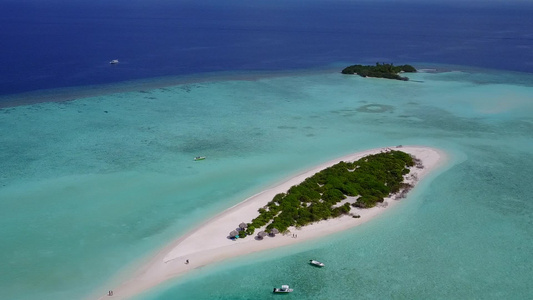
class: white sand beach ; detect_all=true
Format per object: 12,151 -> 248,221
98,146 -> 446,299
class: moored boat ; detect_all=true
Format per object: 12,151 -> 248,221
273,285 -> 293,293
194,156 -> 206,161
309,259 -> 325,267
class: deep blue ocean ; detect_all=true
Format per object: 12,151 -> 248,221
1,0 -> 533,97
1,1 -> 533,300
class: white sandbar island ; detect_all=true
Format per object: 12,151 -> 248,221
98,146 -> 446,299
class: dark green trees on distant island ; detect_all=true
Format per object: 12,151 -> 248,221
241,150 -> 415,236
342,63 -> 417,81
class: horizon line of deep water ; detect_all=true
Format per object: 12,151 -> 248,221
2,62 -> 533,109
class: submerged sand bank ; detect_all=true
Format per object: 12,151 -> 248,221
98,146 -> 446,299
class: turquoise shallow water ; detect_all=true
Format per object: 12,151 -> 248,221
1,68 -> 532,299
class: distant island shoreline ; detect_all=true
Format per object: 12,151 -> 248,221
342,63 -> 417,81
95,146 -> 447,300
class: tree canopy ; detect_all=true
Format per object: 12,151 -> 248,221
244,150 -> 415,235
342,63 -> 417,81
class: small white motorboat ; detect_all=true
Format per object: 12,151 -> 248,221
109,59 -> 119,64
309,259 -> 325,267
273,285 -> 293,293
194,156 -> 206,161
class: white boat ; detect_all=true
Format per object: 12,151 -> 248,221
109,59 -> 119,64
273,285 -> 293,293
309,259 -> 325,267
194,156 -> 206,161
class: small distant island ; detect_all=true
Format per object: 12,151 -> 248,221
236,150 -> 420,238
342,63 -> 417,81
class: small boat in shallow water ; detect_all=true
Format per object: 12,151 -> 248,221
273,285 -> 293,293
309,259 -> 325,267
194,156 -> 206,161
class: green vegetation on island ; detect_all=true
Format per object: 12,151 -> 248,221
342,63 -> 417,81
238,150 -> 416,238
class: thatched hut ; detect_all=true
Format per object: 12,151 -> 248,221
269,228 -> 279,237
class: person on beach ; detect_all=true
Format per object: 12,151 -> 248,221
185,259 -> 189,264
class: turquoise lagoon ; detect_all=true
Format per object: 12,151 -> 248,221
1,68 -> 532,299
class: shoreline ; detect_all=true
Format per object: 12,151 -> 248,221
97,146 -> 447,299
